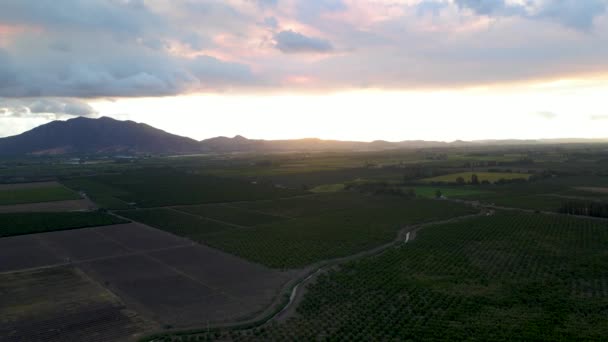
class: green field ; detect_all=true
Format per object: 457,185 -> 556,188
71,169 -> 305,207
202,196 -> 476,268
62,178 -> 132,210
420,172 -> 530,184
214,212 -> 608,341
174,204 -> 284,227
118,208 -> 235,239
119,193 -> 475,269
310,183 -> 345,193
0,184 -> 80,205
412,186 -> 489,199
0,212 -> 128,237
232,193 -> 370,218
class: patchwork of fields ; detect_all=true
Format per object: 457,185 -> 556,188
0,181 -> 96,213
63,169 -> 303,208
212,211 -> 608,341
4,148 -> 608,342
420,171 -> 530,184
0,222 -> 293,340
120,193 -> 477,268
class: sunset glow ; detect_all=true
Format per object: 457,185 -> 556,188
1,0 -> 608,141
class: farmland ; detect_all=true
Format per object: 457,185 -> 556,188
192,211 -> 608,341
420,171 -> 531,184
3,143 -> 608,341
0,222 -> 293,334
66,169 -> 304,208
0,211 -> 127,237
0,266 -> 152,342
411,185 -> 488,198
0,181 -> 80,205
125,193 -> 476,269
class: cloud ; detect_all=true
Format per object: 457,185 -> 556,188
591,114 -> 608,120
455,0 -> 608,30
535,0 -> 608,30
0,0 -> 607,98
0,98 -> 97,118
455,0 -> 525,16
533,111 -> 558,119
274,30 -> 333,53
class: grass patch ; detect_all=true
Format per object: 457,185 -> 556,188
0,185 -> 80,205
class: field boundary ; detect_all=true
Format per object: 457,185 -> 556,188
138,207 -> 487,341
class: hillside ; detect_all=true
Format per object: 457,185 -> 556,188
0,116 -> 202,155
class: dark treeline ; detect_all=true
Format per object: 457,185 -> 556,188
558,201 -> 608,218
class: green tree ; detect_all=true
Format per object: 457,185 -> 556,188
456,176 -> 465,185
435,189 -> 442,198
471,173 -> 479,185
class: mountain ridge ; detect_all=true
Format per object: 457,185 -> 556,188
1,116 -> 607,156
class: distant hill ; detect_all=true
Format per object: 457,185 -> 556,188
1,116 -> 607,156
0,116 -> 201,155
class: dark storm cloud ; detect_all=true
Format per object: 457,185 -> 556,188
274,30 -> 333,53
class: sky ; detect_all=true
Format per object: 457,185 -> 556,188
1,0 -> 608,142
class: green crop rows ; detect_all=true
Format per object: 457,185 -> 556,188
215,212 -> 608,341
0,212 -> 128,237
118,208 -> 236,240
175,204 -> 284,227
0,185 -> 80,205
202,197 -> 476,268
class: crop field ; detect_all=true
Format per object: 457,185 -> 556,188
62,178 -> 134,210
0,267 -> 152,342
232,192 -> 378,218
0,181 -> 80,205
411,185 -> 489,199
68,169 -> 304,207
310,183 -> 345,193
0,222 -> 293,332
202,196 -> 476,268
420,172 -> 530,184
0,198 -> 96,213
118,208 -> 237,240
119,193 -> 475,269
174,204 -> 285,226
0,211 -> 127,237
201,212 -> 608,341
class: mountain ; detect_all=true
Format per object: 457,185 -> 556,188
0,116 -> 201,155
1,117 -> 607,156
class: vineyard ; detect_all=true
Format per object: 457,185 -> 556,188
169,211 -> 608,341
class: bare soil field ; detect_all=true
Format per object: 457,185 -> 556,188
0,267 -> 153,342
0,222 -> 293,336
0,198 -> 96,213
